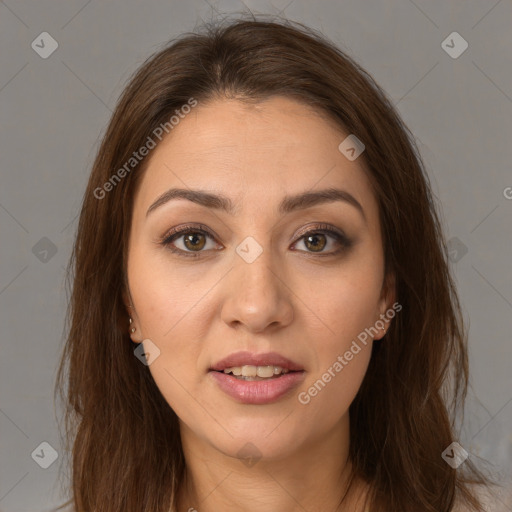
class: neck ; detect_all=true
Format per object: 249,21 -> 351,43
175,415 -> 368,512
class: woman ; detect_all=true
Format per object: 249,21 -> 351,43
54,16 -> 501,512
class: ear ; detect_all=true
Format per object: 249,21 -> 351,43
122,289 -> 142,344
374,271 -> 397,340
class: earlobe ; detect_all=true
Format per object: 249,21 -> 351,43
129,317 -> 140,343
128,315 -> 143,343
123,289 -> 142,343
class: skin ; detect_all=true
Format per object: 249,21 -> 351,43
124,96 -> 395,512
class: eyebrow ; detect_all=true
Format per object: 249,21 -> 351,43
146,187 -> 366,222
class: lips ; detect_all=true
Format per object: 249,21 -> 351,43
208,351 -> 305,405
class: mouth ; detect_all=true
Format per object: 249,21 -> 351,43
208,352 -> 305,404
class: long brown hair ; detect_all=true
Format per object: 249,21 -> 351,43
54,15 -> 495,511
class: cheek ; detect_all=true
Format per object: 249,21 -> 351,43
298,291 -> 376,424
297,254 -> 382,413
128,243 -> 210,338
127,247 -> 214,412
310,254 -> 384,348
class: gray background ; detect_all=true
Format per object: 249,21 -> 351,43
1,1 -> 511,510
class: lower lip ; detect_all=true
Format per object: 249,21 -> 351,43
209,371 -> 305,405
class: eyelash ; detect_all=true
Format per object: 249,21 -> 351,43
159,223 -> 352,258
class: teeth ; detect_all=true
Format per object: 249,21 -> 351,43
243,365 -> 257,377
256,366 -> 273,378
223,365 -> 290,378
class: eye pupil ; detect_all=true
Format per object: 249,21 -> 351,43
184,232 -> 206,251
304,233 -> 326,252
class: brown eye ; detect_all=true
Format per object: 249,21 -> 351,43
303,233 -> 327,252
183,232 -> 207,251
160,224 -> 220,257
292,225 -> 351,255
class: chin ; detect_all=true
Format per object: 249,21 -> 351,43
199,414 -> 307,459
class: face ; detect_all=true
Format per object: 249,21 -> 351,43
125,96 -> 394,461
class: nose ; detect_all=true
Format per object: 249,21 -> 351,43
220,244 -> 294,334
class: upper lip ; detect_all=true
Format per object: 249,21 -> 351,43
210,351 -> 304,372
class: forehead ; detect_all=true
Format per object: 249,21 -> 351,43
134,96 -> 378,222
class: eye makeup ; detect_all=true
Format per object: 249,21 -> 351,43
157,222 -> 354,258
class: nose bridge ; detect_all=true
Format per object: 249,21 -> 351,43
237,238 -> 277,299
221,235 -> 294,332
